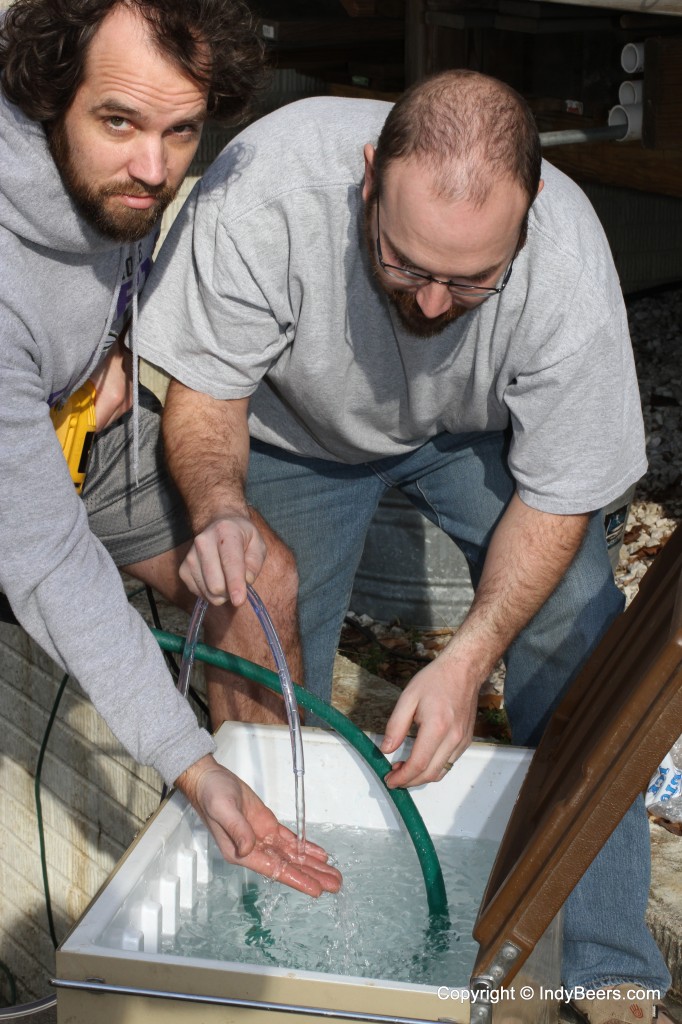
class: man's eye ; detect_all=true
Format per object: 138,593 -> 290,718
107,116 -> 130,129
172,123 -> 200,137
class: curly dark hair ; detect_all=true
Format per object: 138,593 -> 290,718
0,0 -> 267,127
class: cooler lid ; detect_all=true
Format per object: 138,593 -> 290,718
471,525 -> 682,987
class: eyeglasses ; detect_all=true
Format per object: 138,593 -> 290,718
375,197 -> 516,300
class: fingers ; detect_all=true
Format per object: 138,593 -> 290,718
276,858 -> 343,897
384,729 -> 455,789
179,516 -> 267,607
380,689 -> 417,755
381,687 -> 457,786
385,728 -> 461,789
381,668 -> 480,789
265,827 -> 343,892
236,836 -> 343,897
386,693 -> 477,788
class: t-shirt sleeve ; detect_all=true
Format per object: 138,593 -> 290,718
137,187 -> 289,398
505,304 -> 647,515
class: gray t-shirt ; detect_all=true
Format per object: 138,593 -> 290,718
138,96 -> 646,515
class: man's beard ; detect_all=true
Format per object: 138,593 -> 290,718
363,198 -> 469,338
48,119 -> 177,243
385,285 -> 469,337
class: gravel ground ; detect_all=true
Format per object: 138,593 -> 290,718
616,286 -> 682,603
342,284 -> 682,735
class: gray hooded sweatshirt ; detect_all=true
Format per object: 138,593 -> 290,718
0,91 -> 214,786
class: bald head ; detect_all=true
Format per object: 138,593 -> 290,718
372,70 -> 541,210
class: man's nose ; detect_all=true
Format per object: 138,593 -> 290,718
128,136 -> 167,187
415,280 -> 453,319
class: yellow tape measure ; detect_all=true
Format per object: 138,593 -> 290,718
50,381 -> 97,494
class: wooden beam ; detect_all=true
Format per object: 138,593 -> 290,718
339,0 -> 405,13
257,14 -> 403,45
543,139 -> 682,198
643,36 -> 682,149
534,0 -> 682,14
405,0 -> 428,84
494,12 -> 615,29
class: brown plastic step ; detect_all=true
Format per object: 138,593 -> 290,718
471,524 -> 682,988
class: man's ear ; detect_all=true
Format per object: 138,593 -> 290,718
536,179 -> 544,197
362,143 -> 376,203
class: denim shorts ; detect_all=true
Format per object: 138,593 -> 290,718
81,387 -> 191,566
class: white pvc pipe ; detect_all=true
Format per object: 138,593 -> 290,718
608,103 -> 643,142
539,125 -> 626,147
618,79 -> 643,105
621,41 -> 645,74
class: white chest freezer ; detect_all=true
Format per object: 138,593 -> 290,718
55,723 -> 562,1024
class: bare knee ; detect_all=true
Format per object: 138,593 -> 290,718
257,540 -> 299,620
251,512 -> 299,609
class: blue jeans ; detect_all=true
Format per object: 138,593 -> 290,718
246,430 -> 670,993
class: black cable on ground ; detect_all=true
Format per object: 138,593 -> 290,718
0,961 -> 16,1009
35,672 -> 70,950
145,585 -> 180,681
185,683 -> 209,721
0,677 -> 71,1018
9,592 -> 205,1016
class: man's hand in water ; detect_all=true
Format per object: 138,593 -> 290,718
175,755 -> 343,897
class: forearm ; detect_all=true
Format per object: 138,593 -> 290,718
381,493 -> 590,785
442,492 -> 590,684
163,381 -> 251,532
163,382 -> 267,606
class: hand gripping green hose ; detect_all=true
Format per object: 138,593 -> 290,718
152,629 -> 449,922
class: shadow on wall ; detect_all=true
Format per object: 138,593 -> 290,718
0,621 -> 162,1005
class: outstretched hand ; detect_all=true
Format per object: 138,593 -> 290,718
175,755 -> 343,897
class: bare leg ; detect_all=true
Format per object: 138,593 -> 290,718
122,512 -> 301,728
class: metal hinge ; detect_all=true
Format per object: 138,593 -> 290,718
469,941 -> 522,1024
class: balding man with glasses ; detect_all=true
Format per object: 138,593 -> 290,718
137,70 -> 668,1020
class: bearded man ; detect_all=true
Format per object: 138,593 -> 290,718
0,0 -> 341,896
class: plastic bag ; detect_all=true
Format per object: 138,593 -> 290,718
646,736 -> 682,821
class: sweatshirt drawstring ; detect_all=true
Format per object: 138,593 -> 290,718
130,243 -> 140,485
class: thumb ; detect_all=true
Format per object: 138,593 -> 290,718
208,801 -> 257,861
226,815 -> 258,859
381,695 -> 416,754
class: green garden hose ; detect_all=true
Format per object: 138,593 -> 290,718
152,630 -> 449,922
